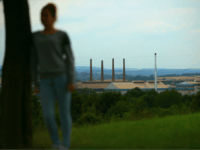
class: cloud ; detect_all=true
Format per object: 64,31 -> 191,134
0,0 -> 199,37
191,29 -> 200,33
93,7 -> 196,37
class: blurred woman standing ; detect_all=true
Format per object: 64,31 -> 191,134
30,3 -> 75,149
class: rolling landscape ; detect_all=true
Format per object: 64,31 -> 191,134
1,66 -> 200,82
74,66 -> 200,82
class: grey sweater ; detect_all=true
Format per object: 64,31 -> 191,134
30,29 -> 75,87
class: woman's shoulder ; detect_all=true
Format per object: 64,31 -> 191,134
56,29 -> 69,35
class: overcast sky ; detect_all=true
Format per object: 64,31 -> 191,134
0,0 -> 200,70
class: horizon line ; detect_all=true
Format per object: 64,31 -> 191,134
0,65 -> 199,70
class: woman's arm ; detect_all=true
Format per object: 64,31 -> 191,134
63,32 -> 75,86
64,44 -> 75,85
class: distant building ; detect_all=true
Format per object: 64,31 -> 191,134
174,80 -> 200,96
75,80 -> 168,95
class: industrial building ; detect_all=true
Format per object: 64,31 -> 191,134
74,57 -> 200,96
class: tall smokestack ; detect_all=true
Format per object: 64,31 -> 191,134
112,58 -> 115,81
123,58 -> 125,81
155,53 -> 157,91
90,59 -> 92,81
101,60 -> 104,81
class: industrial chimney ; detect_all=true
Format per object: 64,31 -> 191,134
101,60 -> 104,81
112,58 -> 115,81
123,58 -> 125,81
155,53 -> 157,91
90,59 -> 92,81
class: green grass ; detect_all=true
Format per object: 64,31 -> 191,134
30,109 -> 200,149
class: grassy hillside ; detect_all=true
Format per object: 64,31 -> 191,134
30,108 -> 200,149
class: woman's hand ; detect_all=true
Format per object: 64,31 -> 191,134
68,83 -> 75,92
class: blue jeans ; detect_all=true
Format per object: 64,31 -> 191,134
39,73 -> 73,148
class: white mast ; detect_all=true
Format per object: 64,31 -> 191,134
155,53 -> 157,91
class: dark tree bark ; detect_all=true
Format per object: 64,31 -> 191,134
0,0 -> 33,149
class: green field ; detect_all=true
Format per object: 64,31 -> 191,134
30,110 -> 200,149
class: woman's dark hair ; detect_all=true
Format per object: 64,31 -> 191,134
41,3 -> 57,18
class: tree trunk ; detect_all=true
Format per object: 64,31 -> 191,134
0,0 -> 33,149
